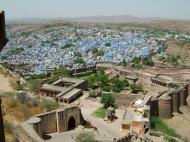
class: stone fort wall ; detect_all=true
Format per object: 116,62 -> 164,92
16,106 -> 84,142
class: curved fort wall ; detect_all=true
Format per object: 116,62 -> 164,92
171,91 -> 180,112
180,85 -> 188,107
158,96 -> 172,119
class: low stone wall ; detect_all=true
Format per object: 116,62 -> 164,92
37,111 -> 57,134
15,125 -> 44,142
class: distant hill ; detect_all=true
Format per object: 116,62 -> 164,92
6,15 -> 190,32
63,15 -> 147,23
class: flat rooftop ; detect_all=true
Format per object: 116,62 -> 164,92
60,88 -> 82,100
133,96 -> 151,107
39,77 -> 86,99
51,77 -> 85,86
123,108 -> 144,123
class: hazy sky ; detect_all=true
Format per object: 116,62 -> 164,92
0,0 -> 190,20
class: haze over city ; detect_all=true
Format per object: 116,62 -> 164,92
1,0 -> 190,20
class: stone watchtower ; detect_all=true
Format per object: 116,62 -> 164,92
0,11 -> 8,50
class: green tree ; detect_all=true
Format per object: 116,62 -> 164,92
92,48 -> 98,54
112,78 -> 124,93
28,79 -> 43,93
98,50 -> 104,56
74,51 -> 82,57
105,42 -> 111,46
101,85 -> 111,92
87,75 -> 95,89
167,55 -> 179,65
133,63 -> 142,70
143,59 -> 154,67
101,94 -> 115,108
16,84 -> 24,91
123,79 -> 129,87
132,57 -> 141,64
122,58 -> 127,65
75,58 -> 85,64
51,68 -> 73,81
96,71 -> 109,85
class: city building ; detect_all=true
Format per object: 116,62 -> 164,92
38,77 -> 88,103
122,96 -> 151,138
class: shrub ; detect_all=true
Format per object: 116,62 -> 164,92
74,51 -> 82,57
167,55 -> 179,65
21,104 -> 32,119
101,85 -> 111,92
101,94 -> 115,108
132,57 -> 141,64
9,99 -> 19,108
142,59 -> 154,67
92,48 -> 98,54
89,90 -> 96,98
123,79 -> 129,87
151,116 -> 181,138
87,76 -> 96,89
42,99 -> 58,111
105,42 -> 111,46
76,132 -> 95,142
112,86 -> 122,93
122,58 -> 127,65
4,120 -> 14,134
112,78 -> 124,93
16,93 -> 28,104
16,84 -> 24,91
164,136 -> 176,142
130,83 -> 143,94
97,50 -> 104,56
28,79 -> 43,94
74,58 -> 85,64
133,63 -> 142,70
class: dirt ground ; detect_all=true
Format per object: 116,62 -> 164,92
112,93 -> 140,107
163,40 -> 190,67
0,74 -> 13,93
164,107 -> 190,142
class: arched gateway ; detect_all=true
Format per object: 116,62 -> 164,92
68,117 -> 76,130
